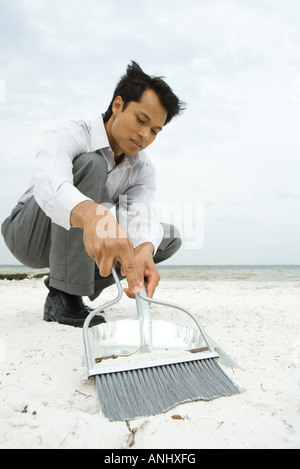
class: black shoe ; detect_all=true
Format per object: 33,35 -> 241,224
43,278 -> 105,328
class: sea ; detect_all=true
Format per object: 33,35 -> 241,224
0,264 -> 300,282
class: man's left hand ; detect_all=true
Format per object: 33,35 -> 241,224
122,242 -> 160,300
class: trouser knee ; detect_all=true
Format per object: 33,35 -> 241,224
153,223 -> 182,265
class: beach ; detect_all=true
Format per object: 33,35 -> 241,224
0,266 -> 299,449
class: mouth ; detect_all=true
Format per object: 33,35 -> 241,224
130,139 -> 143,150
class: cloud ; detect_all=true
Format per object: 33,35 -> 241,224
1,0 -> 300,264
272,191 -> 300,201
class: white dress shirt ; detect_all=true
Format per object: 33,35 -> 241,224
19,116 -> 163,252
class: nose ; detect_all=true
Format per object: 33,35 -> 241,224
138,126 -> 151,142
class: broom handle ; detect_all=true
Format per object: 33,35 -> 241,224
135,285 -> 153,353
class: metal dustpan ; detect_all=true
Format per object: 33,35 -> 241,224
83,268 -> 241,375
83,268 -> 241,421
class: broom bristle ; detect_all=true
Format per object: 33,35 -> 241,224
95,358 -> 241,421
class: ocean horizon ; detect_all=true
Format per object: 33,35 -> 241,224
0,264 -> 300,282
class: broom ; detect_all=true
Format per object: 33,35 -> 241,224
83,268 -> 241,421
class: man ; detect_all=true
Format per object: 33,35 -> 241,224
1,61 -> 185,327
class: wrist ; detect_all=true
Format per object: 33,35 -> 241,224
70,200 -> 99,228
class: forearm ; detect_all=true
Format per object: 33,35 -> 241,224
70,200 -> 99,229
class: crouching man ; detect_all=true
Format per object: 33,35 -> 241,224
2,61 -> 185,327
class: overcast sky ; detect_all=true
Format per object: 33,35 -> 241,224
0,0 -> 299,266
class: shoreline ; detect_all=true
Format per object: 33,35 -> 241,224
0,273 -> 49,281
0,264 -> 299,283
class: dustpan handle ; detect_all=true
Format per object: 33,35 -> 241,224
137,289 -> 215,353
83,267 -> 123,372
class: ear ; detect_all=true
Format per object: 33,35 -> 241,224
112,96 -> 124,116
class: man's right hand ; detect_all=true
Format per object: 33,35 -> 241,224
70,200 -> 142,295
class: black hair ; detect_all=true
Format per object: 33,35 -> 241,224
103,61 -> 186,125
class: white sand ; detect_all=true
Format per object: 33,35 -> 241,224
0,276 -> 299,449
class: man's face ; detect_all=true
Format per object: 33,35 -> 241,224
106,88 -> 167,157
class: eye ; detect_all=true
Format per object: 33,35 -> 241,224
151,129 -> 158,136
137,116 -> 145,124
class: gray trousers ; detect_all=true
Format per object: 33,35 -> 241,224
1,153 -> 181,300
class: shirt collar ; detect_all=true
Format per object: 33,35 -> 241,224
90,115 -> 140,166
90,116 -> 111,152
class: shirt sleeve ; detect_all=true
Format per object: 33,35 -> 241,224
116,160 -> 163,254
32,120 -> 92,230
